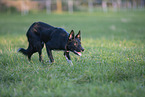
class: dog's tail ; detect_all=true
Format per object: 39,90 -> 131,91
17,48 -> 29,56
17,45 -> 32,56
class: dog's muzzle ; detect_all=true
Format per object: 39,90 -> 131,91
74,48 -> 84,56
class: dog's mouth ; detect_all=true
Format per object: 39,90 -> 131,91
74,51 -> 82,56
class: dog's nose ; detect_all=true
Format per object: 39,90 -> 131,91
82,48 -> 84,52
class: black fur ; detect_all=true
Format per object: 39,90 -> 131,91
18,22 -> 84,64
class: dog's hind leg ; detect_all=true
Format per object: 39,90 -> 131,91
27,44 -> 37,61
64,51 -> 73,65
28,53 -> 33,61
38,51 -> 42,62
30,41 -> 44,62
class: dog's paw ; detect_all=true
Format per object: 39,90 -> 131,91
45,60 -> 55,64
68,60 -> 73,66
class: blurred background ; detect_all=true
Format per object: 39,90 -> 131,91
0,0 -> 145,15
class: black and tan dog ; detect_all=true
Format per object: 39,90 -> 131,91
18,22 -> 84,65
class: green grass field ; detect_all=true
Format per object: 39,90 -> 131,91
0,11 -> 145,97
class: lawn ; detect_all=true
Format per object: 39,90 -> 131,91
0,11 -> 145,97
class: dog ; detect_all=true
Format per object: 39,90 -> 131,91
18,22 -> 84,65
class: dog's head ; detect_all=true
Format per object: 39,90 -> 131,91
66,30 -> 84,56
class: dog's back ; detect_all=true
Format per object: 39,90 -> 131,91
27,22 -> 68,43
26,22 -> 54,38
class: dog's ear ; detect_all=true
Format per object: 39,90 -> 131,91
75,30 -> 81,40
68,30 -> 75,41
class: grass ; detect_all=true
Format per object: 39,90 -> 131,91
0,11 -> 145,97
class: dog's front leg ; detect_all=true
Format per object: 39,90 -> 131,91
64,51 -> 73,65
46,45 -> 54,63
